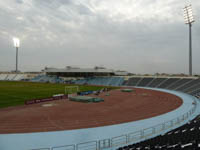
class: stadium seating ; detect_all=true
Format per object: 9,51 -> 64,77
188,88 -> 200,96
117,115 -> 200,150
157,78 -> 179,88
175,79 -> 200,91
6,74 -> 16,80
146,78 -> 167,87
195,93 -> 200,99
166,78 -> 192,90
123,77 -> 200,98
72,76 -> 200,98
184,82 -> 200,93
126,77 -> 141,86
74,77 -> 124,86
137,78 -> 154,87
0,74 -> 28,81
0,74 -> 8,80
31,75 -> 64,83
0,74 -> 3,80
13,74 -> 26,81
109,77 -> 124,86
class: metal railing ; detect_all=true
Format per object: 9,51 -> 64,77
52,144 -> 75,150
31,99 -> 197,150
76,141 -> 97,150
32,148 -> 50,150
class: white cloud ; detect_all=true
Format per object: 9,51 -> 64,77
16,16 -> 24,20
0,0 -> 199,74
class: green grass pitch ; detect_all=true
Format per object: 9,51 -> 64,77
0,81 -> 116,109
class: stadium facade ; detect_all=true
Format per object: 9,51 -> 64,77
44,66 -> 129,77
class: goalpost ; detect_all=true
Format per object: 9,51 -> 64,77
65,86 -> 79,95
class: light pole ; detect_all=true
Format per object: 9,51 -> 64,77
13,37 -> 20,73
183,5 -> 195,76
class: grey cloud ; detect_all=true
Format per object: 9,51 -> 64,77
15,0 -> 23,4
0,0 -> 199,74
57,0 -> 73,5
75,4 -> 93,15
32,0 -> 73,9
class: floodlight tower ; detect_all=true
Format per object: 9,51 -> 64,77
183,5 -> 195,76
13,38 -> 20,73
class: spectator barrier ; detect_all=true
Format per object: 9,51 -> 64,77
30,99 -> 197,150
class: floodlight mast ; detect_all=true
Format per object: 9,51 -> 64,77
183,5 -> 195,76
13,38 -> 20,73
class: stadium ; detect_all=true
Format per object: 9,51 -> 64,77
0,69 -> 200,150
0,1 -> 200,150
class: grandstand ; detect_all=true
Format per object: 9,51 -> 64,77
0,74 -> 8,80
147,78 -> 167,87
74,76 -> 124,86
44,66 -> 116,77
0,73 -> 37,81
69,75 -> 200,98
13,74 -> 27,81
123,76 -> 200,98
30,74 -> 64,83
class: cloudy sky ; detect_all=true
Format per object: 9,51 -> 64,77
0,0 -> 199,74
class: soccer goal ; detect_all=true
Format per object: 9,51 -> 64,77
65,86 -> 79,95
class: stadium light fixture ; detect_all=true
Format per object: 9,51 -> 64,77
183,5 -> 195,76
13,37 -> 20,73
